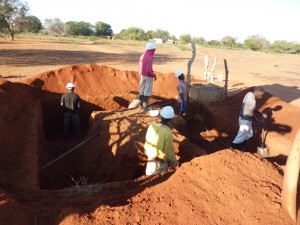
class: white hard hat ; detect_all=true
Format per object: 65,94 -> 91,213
175,70 -> 184,78
160,106 -> 174,119
145,42 -> 156,50
66,82 -> 75,89
149,109 -> 159,117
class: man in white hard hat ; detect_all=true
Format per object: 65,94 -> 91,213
138,42 -> 157,110
144,106 -> 179,176
175,70 -> 188,115
60,82 -> 81,140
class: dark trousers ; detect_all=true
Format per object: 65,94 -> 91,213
63,112 -> 81,139
179,102 -> 186,114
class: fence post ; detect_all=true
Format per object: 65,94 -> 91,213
187,42 -> 196,103
224,59 -> 229,97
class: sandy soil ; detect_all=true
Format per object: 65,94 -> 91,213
0,38 -> 300,225
1,38 -> 300,106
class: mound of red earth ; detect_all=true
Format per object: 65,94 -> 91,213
0,64 -> 299,224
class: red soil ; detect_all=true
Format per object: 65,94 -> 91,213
0,64 -> 299,224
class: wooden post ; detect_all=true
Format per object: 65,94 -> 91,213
187,42 -> 196,103
282,129 -> 300,223
224,59 -> 229,97
204,55 -> 209,81
209,56 -> 218,83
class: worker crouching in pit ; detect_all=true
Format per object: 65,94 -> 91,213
60,82 -> 81,140
144,106 -> 179,176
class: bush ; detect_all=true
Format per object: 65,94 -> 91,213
244,35 -> 269,51
268,40 -> 300,54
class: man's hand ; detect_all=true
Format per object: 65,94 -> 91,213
153,75 -> 157,81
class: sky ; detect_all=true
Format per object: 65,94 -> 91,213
24,0 -> 300,43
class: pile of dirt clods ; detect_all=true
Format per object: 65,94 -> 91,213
0,64 -> 299,225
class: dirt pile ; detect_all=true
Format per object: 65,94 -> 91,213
0,64 -> 299,224
59,150 -> 294,225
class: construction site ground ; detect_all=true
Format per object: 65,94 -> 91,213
0,38 -> 300,225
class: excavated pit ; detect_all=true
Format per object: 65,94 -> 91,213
1,64 -> 299,193
2,64 -> 300,224
26,64 -> 206,190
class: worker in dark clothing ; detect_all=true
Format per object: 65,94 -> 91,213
61,82 -> 81,140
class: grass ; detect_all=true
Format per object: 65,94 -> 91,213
69,176 -> 103,196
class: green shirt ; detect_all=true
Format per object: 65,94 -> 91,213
61,92 -> 80,113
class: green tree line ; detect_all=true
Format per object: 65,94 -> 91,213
1,0 -> 300,54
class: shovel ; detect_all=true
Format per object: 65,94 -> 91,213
257,124 -> 269,157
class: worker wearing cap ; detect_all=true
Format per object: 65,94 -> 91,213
60,82 -> 81,140
138,42 -> 157,110
231,86 -> 266,150
175,70 -> 188,115
144,106 -> 179,176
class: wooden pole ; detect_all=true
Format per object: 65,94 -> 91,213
224,59 -> 229,97
210,56 -> 218,83
204,54 -> 209,81
282,129 -> 300,223
187,42 -> 196,103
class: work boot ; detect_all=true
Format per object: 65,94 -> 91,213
142,96 -> 149,110
138,95 -> 144,109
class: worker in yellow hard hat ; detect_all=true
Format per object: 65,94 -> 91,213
144,106 -> 179,176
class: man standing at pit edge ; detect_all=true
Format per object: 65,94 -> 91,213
231,86 -> 266,150
175,70 -> 188,115
138,42 -> 157,110
61,82 -> 81,140
144,106 -> 179,176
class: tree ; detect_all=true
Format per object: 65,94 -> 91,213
145,30 -> 154,40
115,27 -> 146,40
244,35 -> 269,51
193,37 -> 206,46
207,40 -> 221,46
152,29 -> 170,42
94,21 -> 113,36
221,36 -> 236,48
65,21 -> 93,36
16,15 -> 42,33
0,0 -> 29,40
179,34 -> 192,44
43,18 -> 65,35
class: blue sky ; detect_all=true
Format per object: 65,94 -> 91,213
25,0 -> 300,43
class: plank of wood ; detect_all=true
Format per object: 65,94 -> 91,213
282,129 -> 300,222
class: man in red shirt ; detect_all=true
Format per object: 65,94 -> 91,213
138,42 -> 157,110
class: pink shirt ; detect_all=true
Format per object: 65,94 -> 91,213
138,49 -> 156,77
